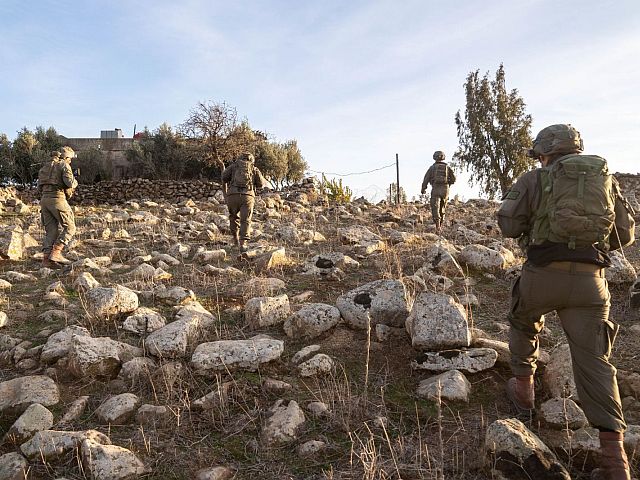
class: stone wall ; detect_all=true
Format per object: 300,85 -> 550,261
3,172 -> 640,208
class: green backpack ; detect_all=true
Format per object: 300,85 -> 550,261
530,154 -> 616,250
232,158 -> 254,189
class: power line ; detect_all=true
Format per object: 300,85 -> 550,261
307,162 -> 396,177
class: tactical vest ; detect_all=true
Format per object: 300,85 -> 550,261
232,159 -> 254,189
433,162 -> 449,185
530,154 -> 616,250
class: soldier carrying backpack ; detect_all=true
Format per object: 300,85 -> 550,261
221,152 -> 268,252
421,150 -> 456,234
497,124 -> 636,480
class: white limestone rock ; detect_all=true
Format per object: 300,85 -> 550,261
485,418 -> 570,480
0,375 -> 60,415
284,303 -> 341,339
336,279 -> 408,329
40,325 -> 91,364
607,250 -> 637,284
154,285 -> 196,305
122,308 -> 166,335
5,403 -> 54,443
298,353 -> 335,377
0,452 -> 29,480
417,370 -> 472,402
73,272 -> 100,292
145,301 -> 216,358
245,294 -> 291,329
261,399 -> 306,446
412,348 -> 498,373
81,438 -> 147,480
405,292 -> 471,350
191,336 -> 284,374
95,393 -> 140,425
543,344 -> 577,399
85,285 -> 139,319
540,398 -> 589,430
21,429 -> 110,461
66,335 -> 122,379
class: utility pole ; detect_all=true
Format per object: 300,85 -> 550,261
395,153 -> 400,205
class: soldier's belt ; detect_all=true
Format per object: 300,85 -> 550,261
546,261 -> 604,275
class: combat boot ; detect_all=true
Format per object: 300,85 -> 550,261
49,244 -> 71,265
42,251 -> 61,269
239,240 -> 248,253
591,431 -> 631,480
506,375 -> 535,412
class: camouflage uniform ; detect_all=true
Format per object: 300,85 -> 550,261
37,147 -> 77,266
498,124 -> 634,479
421,151 -> 456,231
221,153 -> 267,250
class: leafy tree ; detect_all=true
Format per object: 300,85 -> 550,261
387,182 -> 407,204
72,148 -> 111,184
453,64 -> 535,199
125,142 -> 156,179
12,128 -> 39,185
0,133 -> 14,181
283,140 -> 308,185
255,141 -> 287,189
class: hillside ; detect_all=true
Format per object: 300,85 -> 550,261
0,180 -> 639,480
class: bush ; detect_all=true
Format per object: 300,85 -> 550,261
320,175 -> 352,204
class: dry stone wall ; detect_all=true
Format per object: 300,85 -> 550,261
2,173 -> 639,208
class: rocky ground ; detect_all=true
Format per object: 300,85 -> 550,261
0,181 -> 639,480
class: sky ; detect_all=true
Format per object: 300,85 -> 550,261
1,0 -> 639,201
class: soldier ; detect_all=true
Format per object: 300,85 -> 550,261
37,146 -> 78,268
421,150 -> 456,234
497,124 -> 636,480
221,152 -> 267,252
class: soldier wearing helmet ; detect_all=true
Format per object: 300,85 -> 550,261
221,152 -> 268,253
37,145 -> 78,267
497,124 -> 636,480
420,150 -> 456,234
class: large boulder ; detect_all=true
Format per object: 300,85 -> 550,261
40,325 -> 91,364
336,279 -> 408,329
0,375 -> 60,416
21,429 -> 110,461
122,308 -> 166,335
405,292 -> 471,350
5,403 -> 54,443
66,335 -> 122,379
191,336 -> 284,374
540,398 -> 588,430
338,225 -> 385,255
145,301 -> 216,358
284,303 -> 341,339
85,286 -> 139,319
94,393 -> 141,425
458,244 -> 514,272
245,294 -> 291,329
81,438 -> 147,480
485,418 -> 571,480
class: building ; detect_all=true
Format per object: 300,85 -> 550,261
60,129 -> 135,180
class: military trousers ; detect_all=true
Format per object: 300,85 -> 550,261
509,261 -> 625,432
40,195 -> 76,253
226,193 -> 254,242
430,184 -> 449,225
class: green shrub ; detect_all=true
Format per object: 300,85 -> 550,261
320,174 -> 352,204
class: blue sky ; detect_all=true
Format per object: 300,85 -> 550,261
1,0 -> 639,200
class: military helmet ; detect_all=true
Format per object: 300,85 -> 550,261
50,150 -> 61,160
60,146 -> 76,160
527,124 -> 583,158
241,152 -> 255,162
433,150 -> 445,161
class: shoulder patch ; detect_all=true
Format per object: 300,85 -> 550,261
504,191 -> 520,200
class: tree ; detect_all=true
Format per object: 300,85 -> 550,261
387,182 -> 407,204
0,133 -> 14,181
255,141 -> 287,189
72,148 -> 111,184
12,128 -> 39,185
283,140 -> 308,186
453,64 -> 535,199
179,101 -> 241,169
